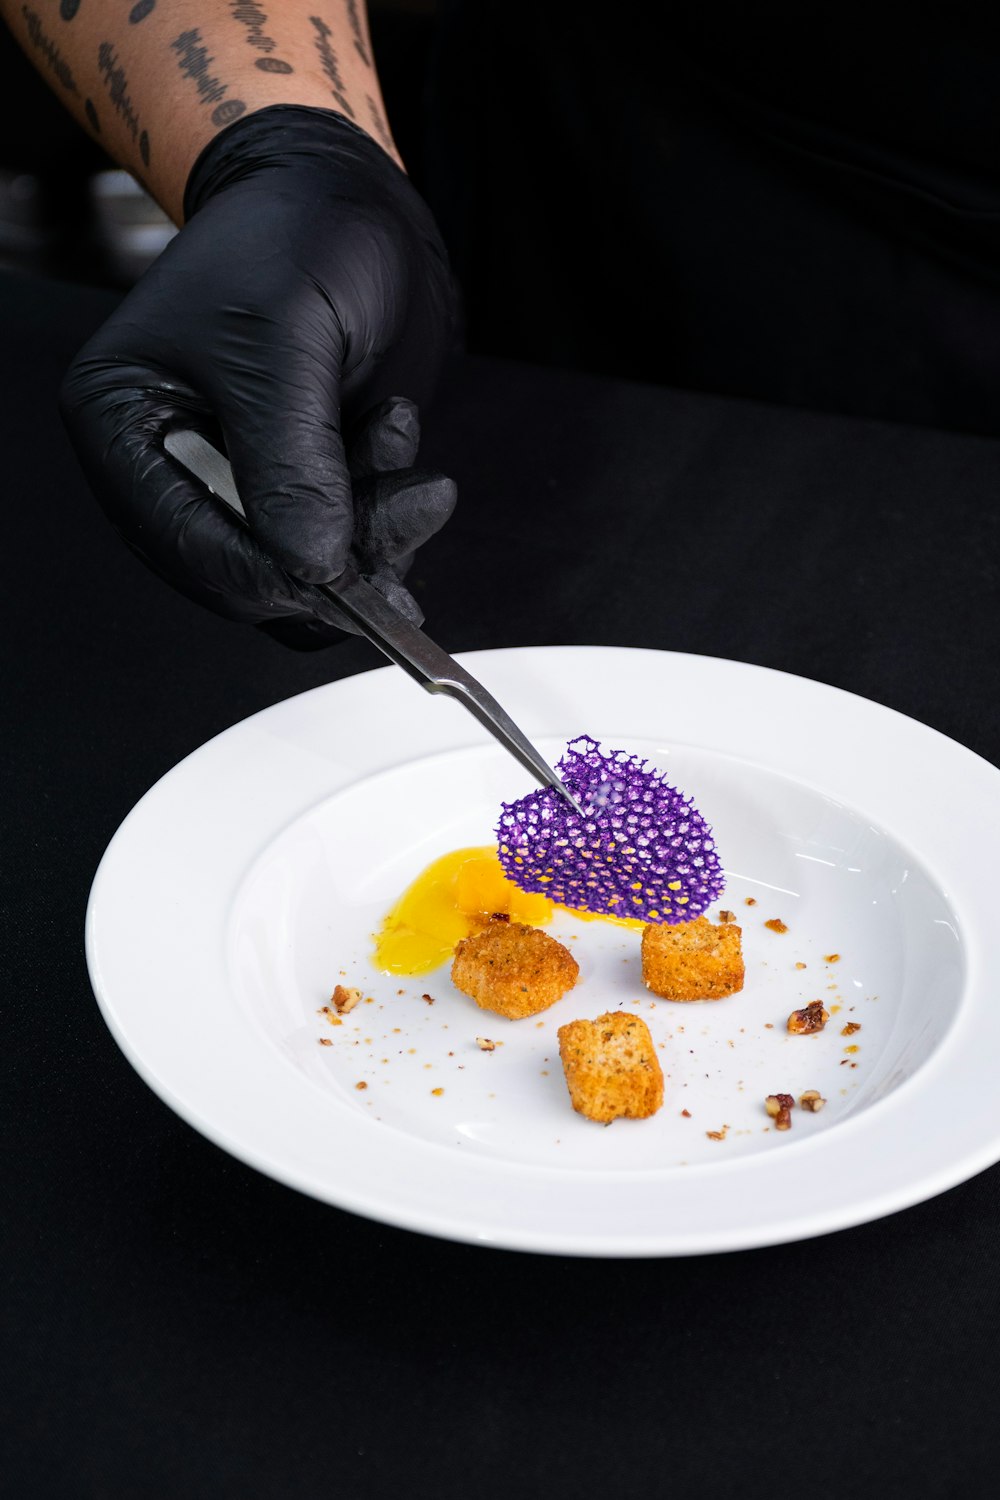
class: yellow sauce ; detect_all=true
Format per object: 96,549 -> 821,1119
373,845 -> 643,976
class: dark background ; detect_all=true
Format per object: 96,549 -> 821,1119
5,4 -> 1000,1497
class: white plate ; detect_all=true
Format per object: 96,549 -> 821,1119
86,646 -> 1000,1256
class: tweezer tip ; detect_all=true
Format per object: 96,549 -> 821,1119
555,783 -> 587,818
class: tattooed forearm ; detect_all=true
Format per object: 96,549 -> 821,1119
345,0 -> 371,67
129,0 -> 157,22
229,2 -> 294,73
171,30 -> 227,105
59,0 -> 82,21
22,6 -> 78,93
97,40 -> 150,162
309,15 -> 354,118
366,96 -> 392,152
230,1 -> 275,53
98,41 -> 139,134
171,29 -> 248,127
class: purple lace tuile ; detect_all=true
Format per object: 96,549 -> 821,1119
496,735 -> 725,923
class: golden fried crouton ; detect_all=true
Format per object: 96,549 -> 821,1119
640,914 -> 744,1001
451,919 -> 579,1019
557,1011 -> 664,1123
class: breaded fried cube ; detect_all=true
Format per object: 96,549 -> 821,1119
557,1011 -> 664,1124
641,914 -> 744,1001
451,919 -> 579,1019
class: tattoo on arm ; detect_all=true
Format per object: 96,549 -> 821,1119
309,15 -> 355,118
345,0 -> 371,67
97,40 -> 150,163
366,95 -> 392,152
228,2 -> 294,73
59,0 -> 82,21
22,6 -> 78,93
129,1 -> 157,22
171,29 -> 247,127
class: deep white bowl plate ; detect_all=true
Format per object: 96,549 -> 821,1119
86,647 -> 1000,1255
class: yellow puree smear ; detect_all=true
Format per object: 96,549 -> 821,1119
374,845 -> 642,976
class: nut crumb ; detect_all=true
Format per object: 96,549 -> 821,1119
824,953 -> 841,963
476,1036 -> 496,1051
841,1021 -> 861,1036
355,1081 -> 368,1091
764,1093 -> 795,1130
764,918 -> 788,934
719,909 -> 735,923
744,897 -> 757,906
431,1087 -> 444,1096
799,1090 -> 826,1112
331,985 -> 362,1015
794,961 -> 807,970
318,1006 -> 343,1027
787,1000 -> 830,1034
681,1108 -> 691,1118
706,1125 -> 729,1141
421,993 -> 436,1005
318,1037 -> 333,1047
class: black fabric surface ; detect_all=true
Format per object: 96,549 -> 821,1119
5,266 -> 1000,1496
425,1 -> 1000,438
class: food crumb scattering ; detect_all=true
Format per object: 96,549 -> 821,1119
496,735 -> 725,923
330,985 -> 362,1015
764,918 -> 788,934
765,1093 -> 795,1130
799,1090 -> 826,1112
557,1011 -> 664,1124
788,1000 -> 830,1034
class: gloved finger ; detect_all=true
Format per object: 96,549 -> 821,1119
61,380 -> 359,632
348,396 -> 421,478
207,334 -> 354,587
351,470 -> 458,570
367,564 -> 425,624
256,561 -> 424,651
147,446 -> 358,632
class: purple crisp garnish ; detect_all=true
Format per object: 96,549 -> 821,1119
496,735 -> 725,923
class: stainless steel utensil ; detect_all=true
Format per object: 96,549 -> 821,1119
164,429 -> 583,813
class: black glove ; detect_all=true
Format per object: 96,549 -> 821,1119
59,106 -> 461,649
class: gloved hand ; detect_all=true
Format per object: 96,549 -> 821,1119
59,105 -> 460,649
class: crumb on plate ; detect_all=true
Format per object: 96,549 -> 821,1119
787,1000 -> 830,1035
765,1093 -> 795,1130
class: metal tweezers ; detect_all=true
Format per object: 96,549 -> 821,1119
164,430 -> 582,814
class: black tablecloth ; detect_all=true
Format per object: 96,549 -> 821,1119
6,268 -> 1000,1496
